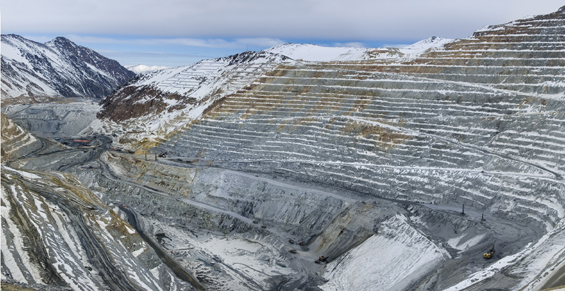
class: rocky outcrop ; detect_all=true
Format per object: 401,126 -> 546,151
1,35 -> 134,102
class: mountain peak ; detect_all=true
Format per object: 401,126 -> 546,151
2,34 -> 135,100
45,36 -> 77,48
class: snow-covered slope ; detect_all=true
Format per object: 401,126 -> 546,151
147,6 -> 564,291
1,166 -> 193,290
92,39 -> 459,151
322,215 -> 447,291
125,65 -> 168,75
1,34 -> 135,102
264,43 -> 370,62
2,101 -> 101,138
396,36 -> 453,58
264,38 -> 453,63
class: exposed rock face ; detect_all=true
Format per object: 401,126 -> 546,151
1,167 -> 194,291
2,101 -> 100,138
1,35 -> 135,102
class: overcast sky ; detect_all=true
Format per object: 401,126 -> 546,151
1,0 -> 563,67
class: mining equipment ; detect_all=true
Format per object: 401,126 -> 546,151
483,244 -> 495,259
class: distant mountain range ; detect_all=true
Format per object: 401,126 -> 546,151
1,34 -> 135,102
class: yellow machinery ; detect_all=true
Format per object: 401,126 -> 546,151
483,244 -> 495,259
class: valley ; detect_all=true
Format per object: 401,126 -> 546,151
2,6 -> 565,291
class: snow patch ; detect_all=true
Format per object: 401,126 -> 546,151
322,215 -> 447,291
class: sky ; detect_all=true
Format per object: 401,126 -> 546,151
1,0 -> 563,67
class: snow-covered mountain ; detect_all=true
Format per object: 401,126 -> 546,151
125,64 -> 168,75
1,34 -> 135,102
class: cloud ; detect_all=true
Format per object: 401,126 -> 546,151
4,0 -> 564,41
62,35 -> 284,49
234,38 -> 286,48
333,42 -> 365,48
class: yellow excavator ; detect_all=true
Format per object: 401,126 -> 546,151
483,244 -> 495,259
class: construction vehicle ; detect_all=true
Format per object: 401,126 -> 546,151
483,244 -> 495,259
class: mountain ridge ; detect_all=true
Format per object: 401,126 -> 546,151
1,35 -> 135,102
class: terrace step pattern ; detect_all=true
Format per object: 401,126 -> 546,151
98,51 -> 288,122
157,8 -> 565,228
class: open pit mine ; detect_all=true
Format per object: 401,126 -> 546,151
2,6 -> 565,291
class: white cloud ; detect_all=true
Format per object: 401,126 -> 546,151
235,38 -> 286,48
4,0 -> 564,41
333,42 -> 365,48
